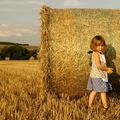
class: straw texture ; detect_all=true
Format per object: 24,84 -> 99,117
38,5 -> 120,98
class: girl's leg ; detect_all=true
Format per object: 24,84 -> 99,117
88,90 -> 97,107
100,92 -> 108,108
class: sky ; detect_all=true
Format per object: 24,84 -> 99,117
0,0 -> 120,46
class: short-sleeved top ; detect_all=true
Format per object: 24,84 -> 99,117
90,51 -> 108,82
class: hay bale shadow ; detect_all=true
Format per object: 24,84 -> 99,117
105,44 -> 120,97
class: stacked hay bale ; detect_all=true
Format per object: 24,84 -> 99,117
38,5 -> 120,98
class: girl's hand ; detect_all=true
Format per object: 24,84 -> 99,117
107,68 -> 113,74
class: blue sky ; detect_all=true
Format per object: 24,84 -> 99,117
0,0 -> 120,46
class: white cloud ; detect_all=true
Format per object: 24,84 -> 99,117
0,31 -> 22,37
16,33 -> 22,37
0,24 -> 37,37
19,28 -> 37,35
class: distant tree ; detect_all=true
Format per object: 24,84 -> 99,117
0,46 -> 10,59
0,45 -> 31,60
0,53 -> 2,60
0,41 -> 29,46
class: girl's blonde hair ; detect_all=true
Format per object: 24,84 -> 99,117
90,35 -> 106,51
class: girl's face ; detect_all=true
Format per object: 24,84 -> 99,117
96,44 -> 105,53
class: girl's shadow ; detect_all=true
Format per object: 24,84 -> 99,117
105,44 -> 120,97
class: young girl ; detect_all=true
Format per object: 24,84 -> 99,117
87,35 -> 113,111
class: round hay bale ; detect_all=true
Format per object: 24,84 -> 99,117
5,57 -> 10,60
38,5 -> 120,98
29,56 -> 35,60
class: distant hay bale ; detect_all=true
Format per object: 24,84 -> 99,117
29,56 -> 35,60
38,5 -> 120,98
5,57 -> 10,60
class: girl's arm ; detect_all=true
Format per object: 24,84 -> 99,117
93,51 -> 108,71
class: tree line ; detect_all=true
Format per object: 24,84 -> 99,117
0,45 -> 38,60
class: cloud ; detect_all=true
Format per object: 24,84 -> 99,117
0,24 -> 22,37
0,31 -> 22,37
0,23 -> 37,37
19,28 -> 37,35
